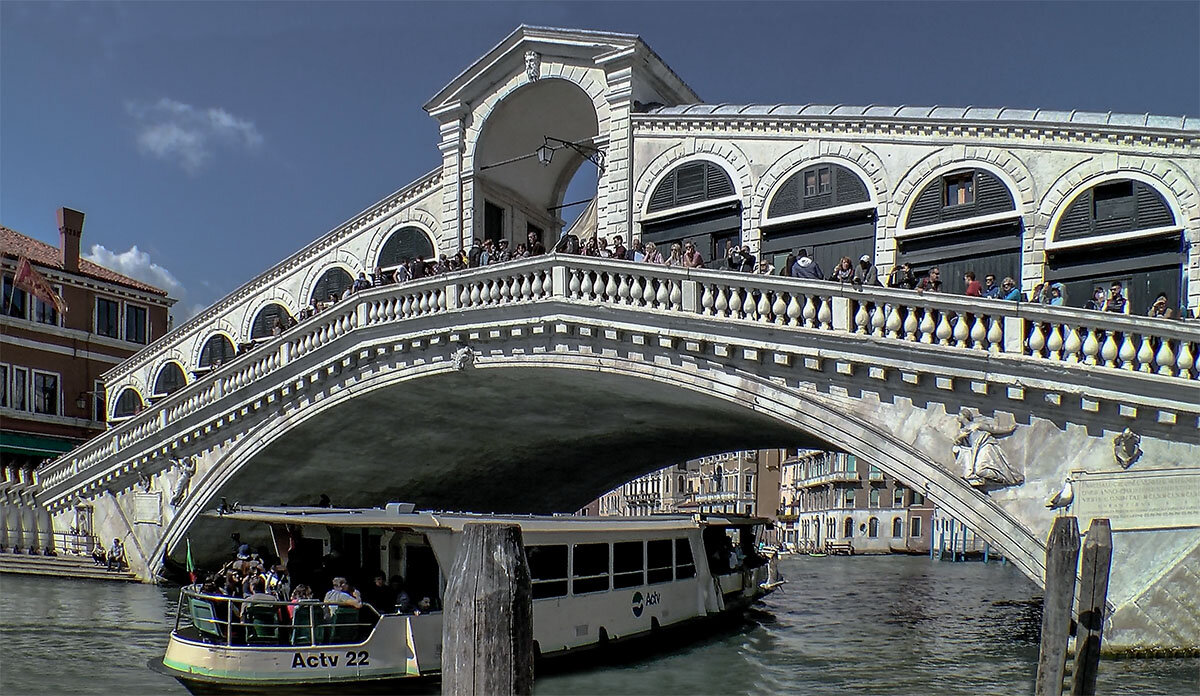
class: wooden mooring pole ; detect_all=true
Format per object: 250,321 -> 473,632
1070,518 -> 1113,696
1035,516 -> 1081,696
441,522 -> 534,696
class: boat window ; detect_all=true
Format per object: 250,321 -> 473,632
675,538 -> 696,579
613,541 -> 644,589
647,539 -> 673,584
527,545 -> 568,600
572,543 -> 610,595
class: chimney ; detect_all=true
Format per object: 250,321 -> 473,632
57,207 -> 85,272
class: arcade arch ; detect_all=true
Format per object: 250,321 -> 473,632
308,267 -> 354,306
249,303 -> 295,340
1045,176 -> 1184,314
112,387 -> 145,419
641,158 -> 741,268
377,225 -> 436,274
197,333 -> 236,370
760,161 -> 877,275
152,362 -> 187,398
472,78 -> 600,247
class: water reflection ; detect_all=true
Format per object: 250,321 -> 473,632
0,556 -> 1194,695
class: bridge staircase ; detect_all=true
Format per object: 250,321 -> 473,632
0,552 -> 138,582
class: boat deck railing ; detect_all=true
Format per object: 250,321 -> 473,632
174,585 -> 385,648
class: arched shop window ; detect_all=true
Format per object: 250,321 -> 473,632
309,268 -> 353,305
250,303 -> 295,339
761,163 -> 875,275
641,161 -> 739,269
153,362 -> 187,397
378,226 -> 435,270
112,388 -> 144,418
1047,179 -> 1181,315
198,334 -> 236,369
898,168 -> 1020,293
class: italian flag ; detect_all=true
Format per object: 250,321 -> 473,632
186,538 -> 196,583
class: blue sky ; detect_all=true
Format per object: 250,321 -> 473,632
3,1 -> 1197,320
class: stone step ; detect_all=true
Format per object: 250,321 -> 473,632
0,554 -> 138,582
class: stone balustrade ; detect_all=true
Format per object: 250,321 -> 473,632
36,255 -> 1200,501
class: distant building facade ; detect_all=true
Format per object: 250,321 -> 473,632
1,208 -> 173,476
777,449 -> 932,554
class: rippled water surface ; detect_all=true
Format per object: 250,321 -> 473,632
1,556 -> 1195,695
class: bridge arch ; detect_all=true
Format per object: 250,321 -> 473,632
151,361 -> 188,398
150,342 -> 1046,591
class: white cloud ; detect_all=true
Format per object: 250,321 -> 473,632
84,244 -> 204,323
126,98 -> 263,173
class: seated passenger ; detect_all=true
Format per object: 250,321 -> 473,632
361,572 -> 397,613
288,584 -> 314,619
323,577 -> 362,616
414,597 -> 433,615
92,546 -> 107,567
106,538 -> 126,571
390,576 -> 414,614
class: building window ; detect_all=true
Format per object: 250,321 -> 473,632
911,491 -> 926,506
112,388 -> 143,418
945,172 -> 975,206
892,518 -> 904,538
34,289 -> 60,326
2,275 -> 28,319
843,489 -> 855,508
10,367 -> 28,410
125,304 -> 148,344
868,517 -> 880,538
843,516 -> 854,538
484,201 -> 505,243
0,364 -> 8,407
869,489 -> 881,508
910,517 -> 923,538
745,474 -> 754,494
894,488 -> 906,508
93,379 -> 106,422
96,297 -> 121,338
846,455 -> 857,473
32,371 -> 59,415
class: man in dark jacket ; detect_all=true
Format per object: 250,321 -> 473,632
467,239 -> 483,268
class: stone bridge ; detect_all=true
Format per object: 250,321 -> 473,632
32,255 -> 1200,652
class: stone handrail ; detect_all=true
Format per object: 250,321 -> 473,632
36,255 -> 1200,498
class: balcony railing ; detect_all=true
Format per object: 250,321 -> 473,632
37,254 -> 1200,505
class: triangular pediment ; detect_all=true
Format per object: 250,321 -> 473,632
424,25 -> 699,116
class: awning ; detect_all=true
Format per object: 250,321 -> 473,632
0,432 -> 80,457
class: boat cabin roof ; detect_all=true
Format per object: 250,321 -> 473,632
203,505 -> 770,533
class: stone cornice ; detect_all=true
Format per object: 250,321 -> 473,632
100,167 -> 443,385
632,114 -> 1200,153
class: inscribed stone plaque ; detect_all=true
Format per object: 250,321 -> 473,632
133,492 -> 162,525
1072,468 -> 1200,532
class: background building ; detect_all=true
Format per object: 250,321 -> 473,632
2,208 -> 172,550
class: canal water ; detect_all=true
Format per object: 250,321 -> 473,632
1,555 -> 1195,695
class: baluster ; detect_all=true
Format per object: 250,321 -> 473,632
518,274 -> 532,300
1155,339 -> 1177,376
885,305 -> 902,339
772,294 -> 788,325
817,298 -> 832,329
1063,326 -> 1083,363
419,292 -> 430,314
655,279 -> 669,309
629,276 -> 644,306
903,307 -> 919,341
854,303 -> 870,334
969,316 -> 987,350
580,271 -> 594,299
802,295 -> 817,327
469,283 -> 482,307
1081,328 -> 1100,365
402,295 -> 413,317
918,309 -> 936,344
741,288 -> 757,320
931,312 -> 950,343
489,279 -> 502,304
986,317 -> 1003,353
701,284 -> 716,315
727,287 -> 743,318
669,281 -> 682,310
535,271 -> 547,298
715,286 -> 730,317
569,270 -> 582,298
1046,324 -> 1063,360
1026,322 -> 1045,356
786,294 -> 803,326
756,292 -> 772,322
642,278 -> 656,306
1135,335 -> 1154,372
367,302 -> 379,324
437,289 -> 447,311
1100,332 -> 1119,368
617,275 -> 631,304
604,273 -> 618,301
870,305 -> 886,337
1117,334 -> 1136,370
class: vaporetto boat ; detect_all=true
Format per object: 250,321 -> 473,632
153,504 -> 784,692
